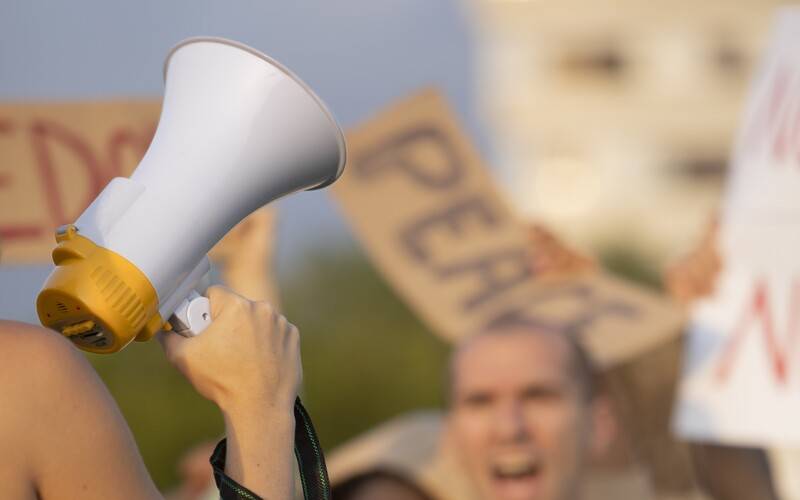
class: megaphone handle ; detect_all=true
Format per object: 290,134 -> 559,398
169,291 -> 212,337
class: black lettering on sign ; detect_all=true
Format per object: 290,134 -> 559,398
484,283 -> 641,337
400,195 -> 500,263
438,248 -> 533,311
352,126 -> 463,189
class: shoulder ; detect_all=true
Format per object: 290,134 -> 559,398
0,320 -> 89,377
0,320 -> 114,460
0,320 -> 100,410
0,321 -> 98,490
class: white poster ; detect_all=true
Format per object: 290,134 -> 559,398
675,223 -> 800,445
675,9 -> 800,446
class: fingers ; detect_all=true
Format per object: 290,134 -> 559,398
160,286 -> 302,408
157,331 -> 186,365
276,312 -> 288,336
206,286 -> 292,341
206,285 -> 236,319
271,308 -> 299,339
529,223 -> 595,276
207,285 -> 265,324
666,239 -> 723,305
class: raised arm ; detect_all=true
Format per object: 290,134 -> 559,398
159,286 -> 301,500
0,285 -> 301,500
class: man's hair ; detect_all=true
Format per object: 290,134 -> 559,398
332,469 -> 435,500
447,322 -> 598,404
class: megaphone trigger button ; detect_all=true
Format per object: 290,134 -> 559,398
55,224 -> 79,243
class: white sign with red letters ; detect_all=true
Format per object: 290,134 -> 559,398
675,10 -> 800,446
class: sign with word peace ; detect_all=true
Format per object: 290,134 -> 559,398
332,89 -> 684,368
675,11 -> 800,446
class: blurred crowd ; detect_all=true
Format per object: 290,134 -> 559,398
163,222 -> 777,500
2,2 -> 799,500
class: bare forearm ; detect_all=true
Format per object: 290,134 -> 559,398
223,404 -> 296,499
159,288 -> 302,499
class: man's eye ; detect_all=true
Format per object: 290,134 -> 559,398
462,393 -> 494,408
521,387 -> 561,402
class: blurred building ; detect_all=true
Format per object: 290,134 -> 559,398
467,0 -> 784,263
466,4 -> 800,499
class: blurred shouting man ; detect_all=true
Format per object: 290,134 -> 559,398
447,324 -> 615,500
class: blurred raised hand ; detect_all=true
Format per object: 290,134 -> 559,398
664,218 -> 721,306
209,207 -> 280,304
528,223 -> 596,278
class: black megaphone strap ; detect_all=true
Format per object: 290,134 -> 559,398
210,397 -> 330,500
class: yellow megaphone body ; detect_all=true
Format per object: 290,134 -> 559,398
36,37 -> 346,353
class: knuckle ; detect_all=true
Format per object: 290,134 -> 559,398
287,325 -> 301,349
253,300 -> 274,316
252,302 -> 275,328
232,291 -> 249,306
206,285 -> 227,303
277,315 -> 291,334
207,285 -> 236,316
275,315 -> 286,330
228,295 -> 250,314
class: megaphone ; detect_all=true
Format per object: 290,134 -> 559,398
36,37 -> 346,353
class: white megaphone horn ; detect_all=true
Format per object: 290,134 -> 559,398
36,37 -> 346,353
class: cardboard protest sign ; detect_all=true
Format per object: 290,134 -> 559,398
674,11 -> 800,446
332,89 -> 684,368
0,100 -> 160,263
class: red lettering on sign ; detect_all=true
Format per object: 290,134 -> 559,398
0,172 -> 45,240
0,226 -> 43,240
767,68 -> 791,163
0,120 -> 45,241
0,116 -> 155,244
740,66 -> 800,167
30,120 -> 108,227
715,278 -> 800,385
107,127 -> 155,176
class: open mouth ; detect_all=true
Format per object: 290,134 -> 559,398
493,461 -> 539,479
489,455 -> 543,499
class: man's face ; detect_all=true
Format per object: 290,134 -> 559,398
448,331 -> 593,500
